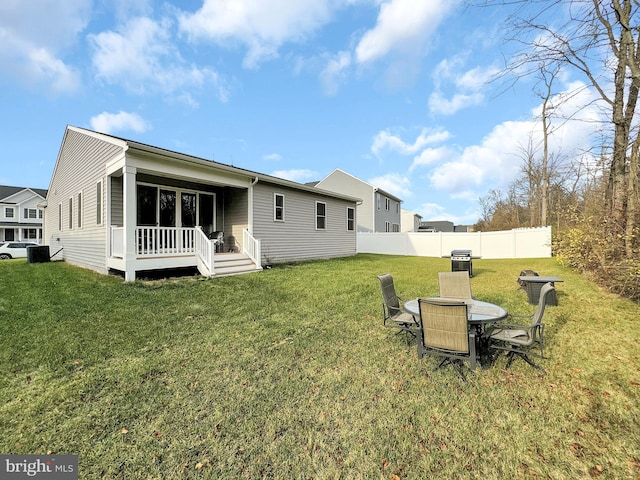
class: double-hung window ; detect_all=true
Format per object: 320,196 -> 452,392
5,207 -> 14,218
274,194 -> 285,221
347,207 -> 355,231
316,202 -> 326,230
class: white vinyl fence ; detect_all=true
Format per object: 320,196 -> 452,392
357,226 -> 552,259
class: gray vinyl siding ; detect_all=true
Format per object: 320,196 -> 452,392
45,129 -> 121,274
374,194 -> 401,232
223,187 -> 248,252
252,182 -> 356,264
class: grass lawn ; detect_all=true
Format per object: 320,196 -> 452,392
0,254 -> 639,479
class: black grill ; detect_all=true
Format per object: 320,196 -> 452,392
450,249 -> 473,277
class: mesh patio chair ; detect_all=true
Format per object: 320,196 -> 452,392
487,282 -> 554,371
418,298 -> 477,379
438,271 -> 473,300
376,274 -> 418,339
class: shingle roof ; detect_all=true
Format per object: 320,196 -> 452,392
0,185 -> 48,202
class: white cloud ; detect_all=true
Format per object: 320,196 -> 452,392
263,153 -> 282,161
320,50 -> 352,96
179,0 -> 335,68
271,169 -> 318,183
428,56 -> 499,115
368,173 -> 412,199
90,16 -> 227,101
372,128 -> 451,156
410,146 -> 455,171
0,0 -> 89,94
90,111 -> 150,134
355,0 -> 454,65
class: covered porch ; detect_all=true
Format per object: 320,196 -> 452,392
105,160 -> 262,281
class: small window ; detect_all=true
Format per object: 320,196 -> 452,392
385,198 -> 390,211
274,193 -> 285,221
347,207 -> 355,231
77,192 -> 82,228
96,182 -> 102,225
58,203 -> 62,231
385,221 -> 390,232
316,202 -> 326,230
376,193 -> 381,211
39,209 -> 43,219
68,198 -> 73,229
5,208 -> 14,218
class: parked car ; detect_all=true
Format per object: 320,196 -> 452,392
0,242 -> 39,259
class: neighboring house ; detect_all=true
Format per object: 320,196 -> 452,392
401,208 -> 422,232
313,168 -> 402,233
419,221 -> 472,233
44,126 -> 360,281
420,220 -> 455,232
0,185 -> 47,244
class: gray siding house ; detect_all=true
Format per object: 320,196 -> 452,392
313,168 -> 402,233
44,126 -> 359,281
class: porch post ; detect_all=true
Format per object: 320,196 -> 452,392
123,165 -> 137,281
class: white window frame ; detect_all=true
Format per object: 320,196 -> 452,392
96,181 -> 103,225
58,203 -> 62,231
385,221 -> 390,232
347,207 -> 355,231
77,191 -> 83,229
68,197 -> 73,230
274,193 -> 285,222
5,207 -> 14,218
385,198 -> 390,211
316,201 -> 326,230
376,193 -> 381,211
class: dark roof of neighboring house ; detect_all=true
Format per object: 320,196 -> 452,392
0,185 -> 48,202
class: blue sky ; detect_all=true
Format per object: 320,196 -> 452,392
0,0 -> 603,224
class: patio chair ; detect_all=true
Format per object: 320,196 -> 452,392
418,298 -> 477,379
376,274 -> 418,339
438,271 -> 473,300
487,282 -> 554,371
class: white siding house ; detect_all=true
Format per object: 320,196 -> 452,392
313,168 -> 402,233
401,208 -> 422,232
44,126 -> 359,281
0,186 -> 47,243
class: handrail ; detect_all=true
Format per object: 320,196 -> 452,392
243,229 -> 262,269
195,226 -> 215,276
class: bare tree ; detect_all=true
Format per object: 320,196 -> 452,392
474,0 -> 640,256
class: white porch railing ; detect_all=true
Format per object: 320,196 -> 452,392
195,226 -> 215,276
243,229 -> 262,268
136,227 -> 196,256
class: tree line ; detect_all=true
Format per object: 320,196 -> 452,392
472,0 -> 639,300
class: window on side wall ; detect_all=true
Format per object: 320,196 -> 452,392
5,208 -> 14,218
96,181 -> 102,225
77,192 -> 82,228
316,201 -> 326,230
385,198 -> 390,211
68,198 -> 73,229
385,221 -> 390,232
58,203 -> 62,231
347,207 -> 355,231
274,193 -> 285,221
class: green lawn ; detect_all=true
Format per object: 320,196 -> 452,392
0,255 -> 638,479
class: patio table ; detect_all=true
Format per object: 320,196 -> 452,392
403,298 -> 507,364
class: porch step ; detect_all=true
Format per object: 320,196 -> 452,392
212,253 -> 261,277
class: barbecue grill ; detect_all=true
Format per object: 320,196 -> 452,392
450,249 -> 473,277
